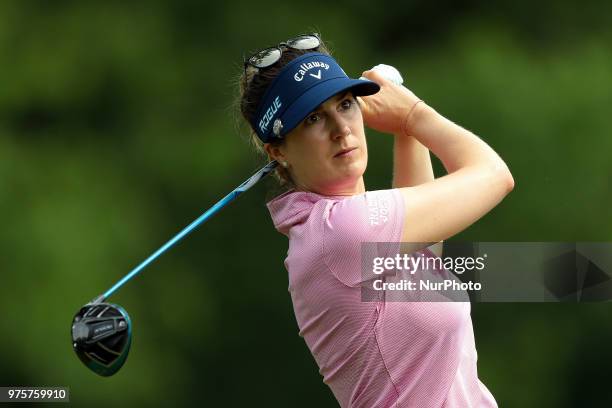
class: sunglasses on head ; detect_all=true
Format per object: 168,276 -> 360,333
244,34 -> 321,73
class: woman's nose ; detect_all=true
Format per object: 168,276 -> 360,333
330,116 -> 351,140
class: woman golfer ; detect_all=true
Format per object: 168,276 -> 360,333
238,34 -> 513,407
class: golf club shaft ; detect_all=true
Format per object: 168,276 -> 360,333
99,161 -> 278,301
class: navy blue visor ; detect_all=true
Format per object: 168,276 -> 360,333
252,52 -> 380,143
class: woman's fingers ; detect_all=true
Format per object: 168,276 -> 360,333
362,69 -> 391,86
358,69 -> 421,135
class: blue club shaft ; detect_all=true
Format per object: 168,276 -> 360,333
100,161 -> 278,301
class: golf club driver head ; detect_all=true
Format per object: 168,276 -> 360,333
71,302 -> 132,376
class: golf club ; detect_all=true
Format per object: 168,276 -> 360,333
71,160 -> 278,376
70,63 -> 405,377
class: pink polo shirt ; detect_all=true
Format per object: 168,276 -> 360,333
267,189 -> 497,408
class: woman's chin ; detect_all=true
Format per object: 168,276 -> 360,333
332,153 -> 366,169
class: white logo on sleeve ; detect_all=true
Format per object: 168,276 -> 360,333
367,193 -> 389,226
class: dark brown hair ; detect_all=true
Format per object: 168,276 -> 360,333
235,35 -> 333,188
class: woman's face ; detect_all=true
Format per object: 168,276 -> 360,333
266,91 -> 368,196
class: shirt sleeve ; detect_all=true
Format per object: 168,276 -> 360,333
322,189 -> 405,287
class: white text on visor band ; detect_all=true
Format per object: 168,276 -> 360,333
259,96 -> 282,134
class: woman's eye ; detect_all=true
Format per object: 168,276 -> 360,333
306,113 -> 320,124
341,99 -> 354,110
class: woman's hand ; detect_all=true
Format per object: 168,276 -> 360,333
358,69 -> 423,136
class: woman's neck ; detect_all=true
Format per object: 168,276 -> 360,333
296,177 -> 366,197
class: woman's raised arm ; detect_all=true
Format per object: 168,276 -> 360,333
360,70 -> 514,243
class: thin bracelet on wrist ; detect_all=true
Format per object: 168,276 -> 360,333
401,100 -> 424,136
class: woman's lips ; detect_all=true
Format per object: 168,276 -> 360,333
334,147 -> 357,158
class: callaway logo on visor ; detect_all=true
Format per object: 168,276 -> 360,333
293,61 -> 330,81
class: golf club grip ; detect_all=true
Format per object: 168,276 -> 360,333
100,161 -> 279,300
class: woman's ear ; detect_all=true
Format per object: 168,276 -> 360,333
264,143 -> 288,164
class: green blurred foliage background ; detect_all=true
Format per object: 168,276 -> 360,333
1,0 -> 611,406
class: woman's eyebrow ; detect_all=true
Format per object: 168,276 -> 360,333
334,91 -> 351,102
307,91 -> 353,118
314,91 -> 351,112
